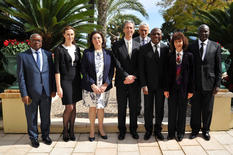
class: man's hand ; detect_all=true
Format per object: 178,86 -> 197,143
187,93 -> 193,99
57,87 -> 63,98
100,83 -> 108,93
164,91 -> 169,98
91,84 -> 101,94
22,96 -> 31,105
51,92 -> 56,98
124,75 -> 136,84
142,86 -> 148,95
213,87 -> 220,95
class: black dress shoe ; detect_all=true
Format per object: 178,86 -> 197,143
167,135 -> 175,140
42,136 -> 52,145
144,132 -> 152,140
177,134 -> 184,142
155,132 -> 164,140
69,132 -> 76,141
30,138 -> 39,148
189,132 -> 198,139
88,136 -> 95,142
130,132 -> 139,139
98,130 -> 108,139
118,133 -> 125,140
202,132 -> 210,141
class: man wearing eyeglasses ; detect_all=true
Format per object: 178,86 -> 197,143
17,33 -> 56,148
139,28 -> 169,140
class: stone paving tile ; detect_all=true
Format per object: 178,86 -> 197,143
178,134 -> 199,146
0,134 -> 24,141
0,147 -> 11,154
196,136 -> 224,150
158,139 -> 181,150
27,153 -> 49,155
78,133 -> 97,142
118,152 -> 139,155
223,144 -> 233,153
3,148 -> 29,155
73,141 -> 97,153
182,146 -> 207,155
95,148 -> 117,155
50,147 -> 74,155
72,153 -> 94,155
211,131 -> 233,145
118,143 -> 139,152
96,133 -> 118,148
207,150 -> 231,155
55,136 -> 77,148
29,142 -> 56,153
162,150 -> 185,155
117,134 -> 138,144
137,133 -> 158,147
226,129 -> 233,137
139,146 -> 162,155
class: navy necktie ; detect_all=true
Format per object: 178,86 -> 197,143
200,42 -> 204,58
35,51 -> 41,70
142,39 -> 145,45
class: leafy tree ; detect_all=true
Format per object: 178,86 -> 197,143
96,0 -> 148,37
0,0 -> 96,50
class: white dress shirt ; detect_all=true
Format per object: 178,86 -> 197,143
124,38 -> 133,58
62,44 -> 76,66
198,39 -> 208,60
140,36 -> 150,45
31,48 -> 43,71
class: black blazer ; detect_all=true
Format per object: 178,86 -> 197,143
112,39 -> 140,87
81,48 -> 114,92
164,51 -> 194,96
189,40 -> 221,91
139,42 -> 169,90
54,44 -> 82,81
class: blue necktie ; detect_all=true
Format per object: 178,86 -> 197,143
142,39 -> 145,45
35,51 -> 41,70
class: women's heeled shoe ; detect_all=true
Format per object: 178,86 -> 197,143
88,136 -> 95,142
63,129 -> 69,142
98,130 -> 108,139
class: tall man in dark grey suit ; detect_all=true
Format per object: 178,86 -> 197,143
17,34 -> 56,147
112,21 -> 141,140
134,22 -> 151,117
189,24 -> 221,141
139,28 -> 169,140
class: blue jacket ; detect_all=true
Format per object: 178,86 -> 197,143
17,49 -> 55,99
81,48 -> 114,92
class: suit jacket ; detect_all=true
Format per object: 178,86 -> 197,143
17,49 -> 55,99
164,51 -> 194,96
54,44 -> 81,81
134,36 -> 151,46
139,42 -> 169,90
112,39 -> 140,87
81,48 -> 114,92
189,40 -> 221,91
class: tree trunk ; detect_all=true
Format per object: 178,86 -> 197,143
97,0 -> 108,37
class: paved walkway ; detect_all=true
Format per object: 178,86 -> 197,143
1,129 -> 233,155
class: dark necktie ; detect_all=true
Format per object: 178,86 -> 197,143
35,51 -> 41,70
154,45 -> 159,58
142,39 -> 145,45
200,42 -> 204,58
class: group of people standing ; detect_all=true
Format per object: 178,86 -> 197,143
17,21 -> 221,148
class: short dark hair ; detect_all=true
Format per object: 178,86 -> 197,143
170,32 -> 189,52
88,31 -> 106,49
62,26 -> 76,44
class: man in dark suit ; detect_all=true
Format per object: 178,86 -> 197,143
139,28 -> 169,140
17,34 -> 56,147
134,22 -> 151,117
189,24 -> 222,141
112,20 -> 141,140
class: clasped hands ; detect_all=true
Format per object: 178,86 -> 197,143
91,83 -> 108,94
124,75 -> 136,84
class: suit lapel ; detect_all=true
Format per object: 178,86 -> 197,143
90,50 -> 96,73
42,49 -> 47,72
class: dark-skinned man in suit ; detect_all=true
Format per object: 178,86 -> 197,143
189,24 -> 221,141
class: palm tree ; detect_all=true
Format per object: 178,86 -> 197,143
96,0 -> 149,37
0,0 -> 96,50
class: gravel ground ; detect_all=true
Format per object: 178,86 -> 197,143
51,87 -> 191,118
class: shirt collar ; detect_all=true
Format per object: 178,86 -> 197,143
176,50 -> 183,56
140,36 -> 148,42
151,41 -> 160,48
31,48 -> 41,53
198,39 -> 208,46
124,37 -> 132,43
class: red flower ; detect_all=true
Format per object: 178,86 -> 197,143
3,40 -> 9,46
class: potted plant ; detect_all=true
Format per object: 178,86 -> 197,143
0,39 -> 30,89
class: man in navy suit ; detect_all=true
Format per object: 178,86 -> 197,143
17,33 -> 56,148
189,24 -> 221,141
112,20 -> 141,140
